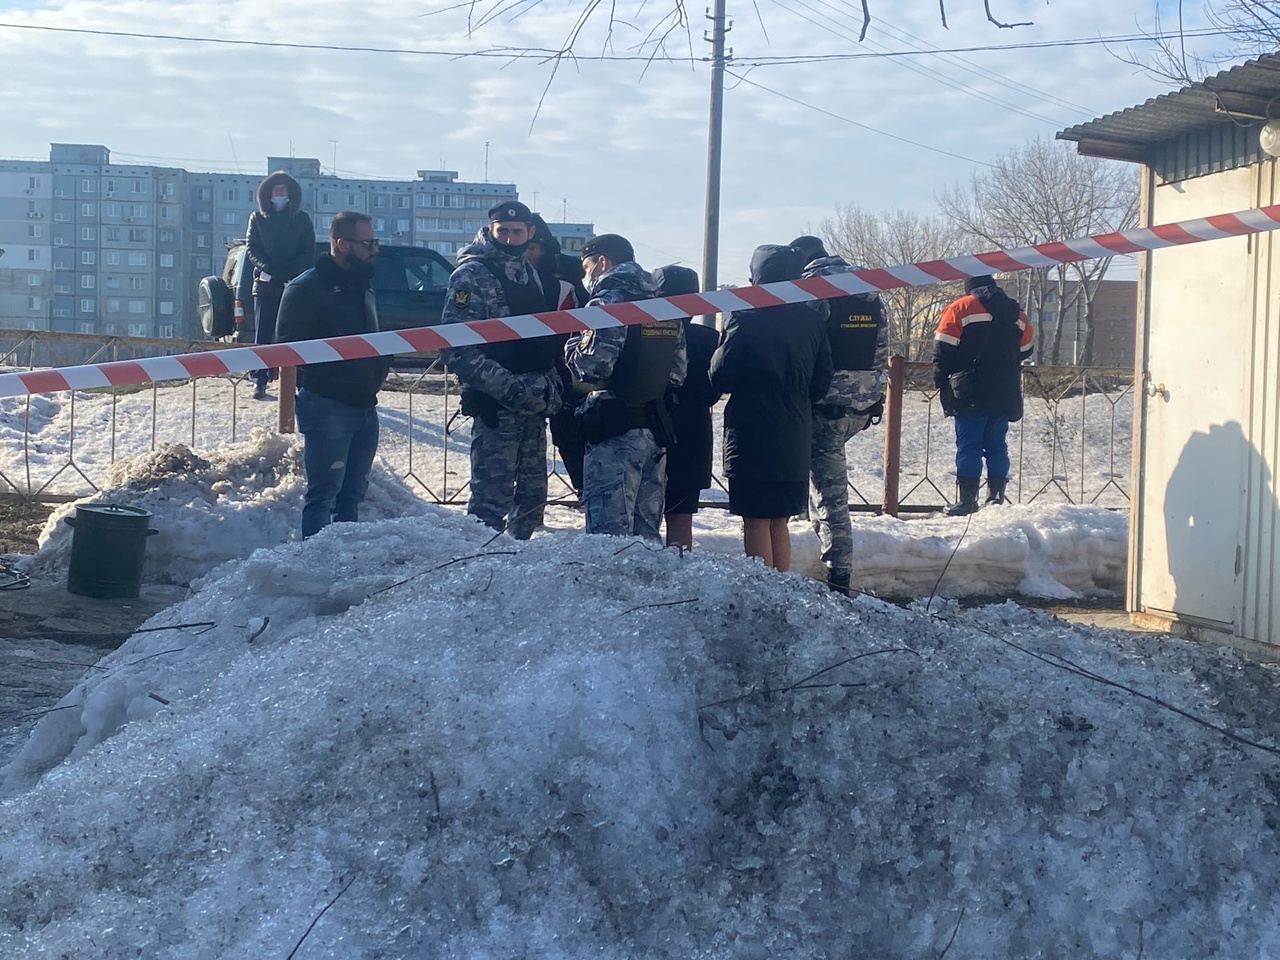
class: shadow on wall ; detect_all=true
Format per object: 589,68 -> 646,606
1163,420 -> 1273,630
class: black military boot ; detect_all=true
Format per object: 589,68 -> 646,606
985,476 -> 1008,505
945,477 -> 981,517
828,570 -> 852,596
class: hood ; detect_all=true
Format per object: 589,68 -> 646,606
256,171 -> 303,215
971,284 -> 1020,322
749,244 -> 805,285
651,264 -> 700,297
802,254 -> 865,278
592,260 -> 657,300
528,214 -> 560,259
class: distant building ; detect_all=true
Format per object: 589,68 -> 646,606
1032,279 -> 1137,367
0,145 -> 593,339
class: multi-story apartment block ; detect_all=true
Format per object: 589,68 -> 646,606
0,144 -> 594,340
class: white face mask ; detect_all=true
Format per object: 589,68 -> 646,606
271,195 -> 289,211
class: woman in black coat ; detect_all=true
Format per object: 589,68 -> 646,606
709,245 -> 833,572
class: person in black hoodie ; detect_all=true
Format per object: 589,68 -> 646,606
246,170 -> 316,399
276,212 -> 391,538
710,245 -> 833,571
651,265 -> 718,550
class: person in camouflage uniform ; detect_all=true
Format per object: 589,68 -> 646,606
566,234 -> 687,539
792,236 -> 890,595
441,201 -> 563,539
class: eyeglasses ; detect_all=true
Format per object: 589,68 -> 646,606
343,238 -> 379,251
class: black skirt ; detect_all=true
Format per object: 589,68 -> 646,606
728,478 -> 807,518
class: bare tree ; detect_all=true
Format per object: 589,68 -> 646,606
1126,1 -> 1280,84
938,139 -> 1138,365
820,206 -> 968,360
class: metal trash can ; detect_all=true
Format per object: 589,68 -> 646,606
65,503 -> 158,599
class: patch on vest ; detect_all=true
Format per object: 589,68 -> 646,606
577,330 -> 594,351
841,313 -> 876,329
452,287 -> 471,307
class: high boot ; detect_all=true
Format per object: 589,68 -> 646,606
945,477 -> 981,516
985,476 -> 1008,505
828,570 -> 852,596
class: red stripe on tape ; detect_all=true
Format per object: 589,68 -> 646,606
1091,232 -> 1146,255
469,318 -> 522,343
793,276 -> 852,299
601,300 -> 666,325
1150,222 -> 1198,244
327,336 -> 381,361
1032,241 -> 1089,263
974,251 -> 1030,272
667,293 -> 723,316
256,344 -> 307,367
913,260 -> 971,282
1205,213 -> 1256,236
101,361 -> 149,386
853,268 -> 912,291
535,311 -> 592,334
731,285 -> 788,308
176,352 -> 232,379
397,327 -> 453,351
19,370 -> 71,394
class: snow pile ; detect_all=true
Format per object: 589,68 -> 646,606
2,510 -> 1280,958
26,429 -> 434,586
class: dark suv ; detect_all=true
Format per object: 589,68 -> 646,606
198,240 -> 455,340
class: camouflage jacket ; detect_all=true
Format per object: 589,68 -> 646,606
440,229 -> 560,415
804,255 -> 889,410
566,260 -> 687,389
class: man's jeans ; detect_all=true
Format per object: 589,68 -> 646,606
953,412 -> 1010,479
295,389 -> 380,538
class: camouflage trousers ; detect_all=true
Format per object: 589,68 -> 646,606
808,408 -> 872,579
582,428 -> 667,540
468,409 -> 549,540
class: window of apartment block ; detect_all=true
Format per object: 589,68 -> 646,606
128,301 -> 146,315
105,227 -> 120,241
224,188 -> 237,201
161,182 -> 174,197
395,219 -> 410,233
197,187 -> 212,201
128,253 -> 147,267
449,195 -> 464,208
417,195 -> 430,208
159,254 -> 174,268
128,322 -> 147,336
106,252 -> 120,265
159,277 -> 174,291
429,241 -> 455,254
28,296 -> 41,312
80,276 -> 95,289
159,301 -> 174,315
74,320 -> 91,330
81,179 -> 95,193
27,273 -> 41,286
374,195 -> 388,209
104,179 -> 117,194
320,192 -> 331,206
80,227 -> 94,241
195,235 -> 209,248
28,224 -> 41,239
129,277 -> 145,291
81,203 -> 95,217
158,323 -> 175,338
107,299 -> 121,313
346,194 -> 357,206
132,181 -> 144,194
27,200 -> 36,214
374,218 -> 386,232
397,195 -> 411,209
128,229 -> 147,243
79,298 -> 94,312
159,229 -> 175,243
81,251 -> 95,265
222,211 -> 238,225
416,218 -> 435,231
196,211 -> 211,223
195,256 -> 211,272
104,202 -> 119,218
106,276 -> 121,289
130,204 -> 147,218
160,206 -> 173,220
28,176 -> 39,189
467,198 -> 482,209
317,215 -> 333,229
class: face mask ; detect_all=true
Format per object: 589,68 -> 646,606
491,238 -> 529,258
271,195 -> 289,211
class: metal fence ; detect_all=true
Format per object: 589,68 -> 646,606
0,330 -> 1132,511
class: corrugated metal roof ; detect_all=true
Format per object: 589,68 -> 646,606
1057,54 -> 1280,160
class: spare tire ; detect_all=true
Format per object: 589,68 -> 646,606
198,276 -> 234,338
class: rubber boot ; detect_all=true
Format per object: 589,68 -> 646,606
828,570 -> 852,596
945,477 -> 981,517
985,477 -> 1008,505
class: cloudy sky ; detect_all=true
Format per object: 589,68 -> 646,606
0,0 -> 1236,284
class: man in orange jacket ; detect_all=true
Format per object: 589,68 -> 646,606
933,274 -> 1034,515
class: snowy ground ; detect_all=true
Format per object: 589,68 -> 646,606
2,498 -> 1279,958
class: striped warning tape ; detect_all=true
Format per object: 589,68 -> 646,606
2,203 -> 1278,398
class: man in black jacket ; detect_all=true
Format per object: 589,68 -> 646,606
246,171 -> 316,399
276,212 -> 391,538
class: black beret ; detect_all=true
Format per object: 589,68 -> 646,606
581,233 -> 634,264
487,199 -> 534,224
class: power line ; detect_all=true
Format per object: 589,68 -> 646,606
726,70 -> 992,166
0,20 -> 1237,65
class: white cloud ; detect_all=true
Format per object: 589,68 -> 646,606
0,0 -> 1231,284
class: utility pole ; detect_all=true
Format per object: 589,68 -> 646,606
484,141 -> 490,182
701,0 -> 730,300
329,140 -> 338,176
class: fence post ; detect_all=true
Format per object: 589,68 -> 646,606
277,367 -> 297,434
882,354 -> 904,518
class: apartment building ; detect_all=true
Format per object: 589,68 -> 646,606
0,144 -> 593,340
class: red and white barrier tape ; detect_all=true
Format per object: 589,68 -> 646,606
3,203 -> 1278,398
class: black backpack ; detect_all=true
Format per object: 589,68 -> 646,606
198,276 -> 234,338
